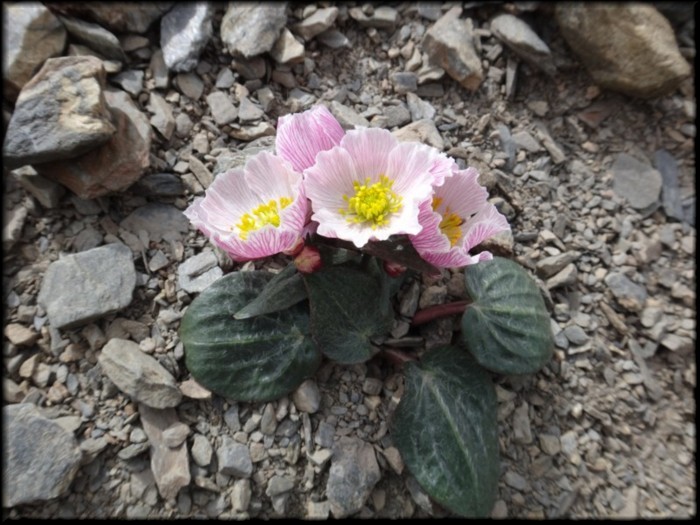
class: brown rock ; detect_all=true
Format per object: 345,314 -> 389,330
555,4 -> 691,99
421,7 -> 483,92
392,119 -> 444,150
4,323 -> 40,347
35,88 -> 151,198
48,3 -> 173,33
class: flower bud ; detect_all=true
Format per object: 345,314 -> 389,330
383,260 -> 407,277
294,245 -> 322,274
282,237 -> 305,257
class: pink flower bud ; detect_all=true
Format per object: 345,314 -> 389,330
282,237 -> 305,257
383,260 -> 407,277
294,245 -> 322,274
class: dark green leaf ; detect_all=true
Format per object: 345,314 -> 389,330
461,257 -> 553,375
392,346 -> 499,517
303,265 -> 393,364
180,271 -> 320,402
233,263 -> 307,319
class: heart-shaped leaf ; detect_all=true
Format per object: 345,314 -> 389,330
392,345 -> 499,517
303,264 -> 394,364
461,257 -> 553,375
180,271 -> 320,402
233,263 -> 307,320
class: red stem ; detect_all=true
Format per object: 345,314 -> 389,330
412,300 -> 470,326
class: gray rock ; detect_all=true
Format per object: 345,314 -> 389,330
99,338 -> 182,408
292,7 -> 338,41
59,15 -> 126,62
178,251 -> 223,294
329,100 -> 370,129
545,263 -> 578,290
654,149 -> 685,221
512,130 -> 542,153
12,166 -> 65,209
35,88 -> 151,199
2,3 -> 67,101
120,203 -> 190,242
229,122 -> 276,142
111,69 -> 144,96
504,470 -> 528,491
393,119 -> 444,150
604,272 -> 647,312
327,436 -> 381,518
73,226 -> 103,252
231,479 -> 251,512
563,325 -> 589,346
3,403 -> 83,507
232,56 -> 267,80
3,56 -> 115,168
383,104 -> 411,128
148,92 -> 176,140
611,153 -> 662,214
224,405 -> 241,432
422,7 -> 483,92
215,67 -> 235,88
238,96 -> 265,122
217,436 -> 253,478
206,91 -> 238,126
536,251 -> 581,279
188,155 -> 214,189
61,4 -> 173,34
221,3 -> 287,58
150,49 -> 170,89
38,243 -> 136,329
490,14 -> 556,75
270,28 -> 305,64
390,71 -> 418,94
175,72 -> 204,100
554,4 -> 691,98
191,434 -> 213,467
292,379 -> 321,413
266,475 -> 295,497
512,402 -> 533,445
133,172 -> 184,197
349,6 -> 399,29
162,422 -> 190,448
161,3 -> 214,73
139,404 -> 191,501
315,421 -> 335,449
317,28 -> 350,49
214,145 -> 274,177
405,93 -> 436,121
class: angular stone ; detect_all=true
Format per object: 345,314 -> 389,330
217,436 -> 253,478
2,2 -> 67,101
422,7 -> 483,92
292,379 -> 321,413
270,28 -> 305,65
490,14 -> 555,75
231,479 -> 251,512
148,92 -> 175,140
161,3 -> 214,73
133,172 -> 184,197
139,404 -> 191,501
206,91 -> 238,126
175,72 -> 204,100
393,119 -> 444,150
327,436 -> 381,518
329,101 -> 370,129
221,3 -> 287,58
390,71 -> 418,94
178,251 -> 223,294
536,251 -> 581,279
35,88 -> 151,199
150,49 -> 170,89
555,4 -> 691,98
162,422 -> 190,448
120,203 -> 190,242
654,149 -> 685,221
230,122 -> 276,141
405,92 -> 436,121
512,402 -> 533,445
38,243 -> 136,329
237,96 -> 265,122
3,56 -> 115,168
611,153 -> 662,214
292,7 -> 338,41
546,263 -> 578,290
58,15 -> 126,62
3,403 -> 82,507
111,69 -> 144,96
99,338 -> 182,408
191,434 -> 213,467
349,6 -> 399,29
232,56 -> 267,80
316,28 -> 350,49
604,272 -> 647,312
12,166 -> 65,209
54,3 -> 173,33
4,323 -> 39,347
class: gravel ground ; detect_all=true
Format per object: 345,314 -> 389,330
3,2 -> 696,519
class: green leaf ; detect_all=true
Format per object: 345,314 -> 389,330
303,264 -> 394,364
180,271 -> 321,402
392,346 -> 499,517
461,257 -> 553,375
233,263 -> 307,319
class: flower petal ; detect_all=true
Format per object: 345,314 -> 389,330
461,202 -> 510,252
339,128 -> 397,182
245,151 -> 301,203
276,105 -> 345,173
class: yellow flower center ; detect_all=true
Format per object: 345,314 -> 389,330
433,196 -> 464,247
341,175 -> 402,229
235,197 -> 293,240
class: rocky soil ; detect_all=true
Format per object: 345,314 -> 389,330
3,2 -> 696,519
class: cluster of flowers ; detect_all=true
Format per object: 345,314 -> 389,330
185,105 -> 510,269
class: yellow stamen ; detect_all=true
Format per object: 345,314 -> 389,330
340,175 -> 402,229
433,196 -> 464,247
235,197 -> 292,240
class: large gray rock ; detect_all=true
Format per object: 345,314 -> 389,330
58,15 -> 126,62
3,403 -> 83,507
161,3 -> 214,73
555,4 -> 691,98
490,14 -> 555,76
326,436 -> 381,518
3,56 -> 115,169
35,88 -> 151,199
98,338 -> 182,408
2,2 -> 67,101
221,3 -> 287,58
422,7 -> 483,92
37,243 -> 136,329
611,153 -> 662,214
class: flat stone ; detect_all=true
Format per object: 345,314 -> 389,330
179,378 -> 211,400
178,251 -> 223,294
231,479 -> 251,512
654,149 -> 685,221
270,27 -> 305,65
292,379 -> 321,413
536,251 -> 581,279
349,6 -> 399,29
221,3 -> 287,58
161,3 -> 214,73
422,7 -> 483,92
150,49 -> 170,89
611,153 -> 662,214
111,69 -> 144,96
98,338 -> 182,408
148,92 -> 175,140
3,403 -> 82,507
217,436 -> 253,478
4,323 -> 40,347
206,91 -> 238,126
266,475 -> 295,497
139,404 -> 191,501
120,203 -> 190,242
390,71 -> 418,94
316,28 -> 350,49
490,14 -> 556,75
327,436 -> 381,518
393,119 -> 444,150
12,166 -> 65,209
133,173 -> 184,198
59,14 -> 126,62
191,434 -> 213,467
504,470 -> 528,491
54,4 -> 172,34
229,122 -> 276,141
545,263 -> 578,290
604,272 -> 647,312
292,7 -> 338,41
35,88 -> 151,199
237,96 -> 265,122
512,402 -> 533,445
329,100 -> 370,129
3,56 -> 115,168
38,243 -> 136,329
405,93 -> 436,121
539,434 -> 561,455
